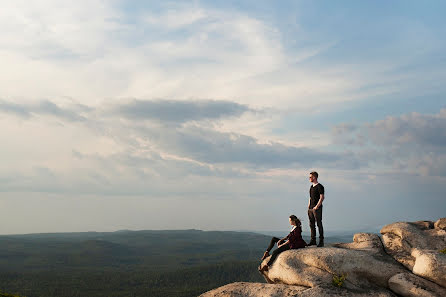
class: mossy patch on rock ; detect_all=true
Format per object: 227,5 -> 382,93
332,273 -> 347,288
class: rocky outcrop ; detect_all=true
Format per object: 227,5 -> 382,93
380,220 -> 445,270
381,218 -> 446,289
200,218 -> 446,297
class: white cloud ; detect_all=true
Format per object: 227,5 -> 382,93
145,7 -> 207,29
333,109 -> 446,176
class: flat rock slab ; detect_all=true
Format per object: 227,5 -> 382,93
199,282 -> 308,297
199,282 -> 396,297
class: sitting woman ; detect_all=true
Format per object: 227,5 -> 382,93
259,215 -> 306,272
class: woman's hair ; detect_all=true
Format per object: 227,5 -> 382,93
289,215 -> 301,227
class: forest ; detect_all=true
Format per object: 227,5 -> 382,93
0,229 -> 351,296
0,230 -> 269,297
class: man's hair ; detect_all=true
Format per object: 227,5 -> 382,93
310,171 -> 318,179
289,215 -> 301,227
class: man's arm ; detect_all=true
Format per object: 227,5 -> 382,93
308,197 -> 311,209
313,194 -> 324,210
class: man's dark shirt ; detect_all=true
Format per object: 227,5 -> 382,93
309,183 -> 324,208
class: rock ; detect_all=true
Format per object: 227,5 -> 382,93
296,286 -> 396,297
434,218 -> 446,230
412,220 -> 435,230
198,282 -> 308,297
333,233 -> 383,252
203,218 -> 446,297
259,247 -> 405,290
388,272 -> 446,297
199,282 -> 396,297
412,249 -> 446,287
380,220 -> 446,270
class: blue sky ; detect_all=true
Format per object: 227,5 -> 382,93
0,1 -> 445,234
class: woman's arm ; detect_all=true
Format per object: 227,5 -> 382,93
277,234 -> 290,246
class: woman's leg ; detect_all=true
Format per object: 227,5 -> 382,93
266,243 -> 290,266
266,237 -> 280,252
261,237 -> 281,260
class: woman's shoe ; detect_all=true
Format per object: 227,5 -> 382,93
261,251 -> 269,260
258,265 -> 269,272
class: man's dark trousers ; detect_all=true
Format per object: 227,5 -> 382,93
308,206 -> 323,241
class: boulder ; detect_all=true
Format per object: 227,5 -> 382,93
259,246 -> 405,290
388,272 -> 446,297
412,249 -> 446,287
434,218 -> 446,230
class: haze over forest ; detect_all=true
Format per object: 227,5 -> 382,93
1,0 -> 446,235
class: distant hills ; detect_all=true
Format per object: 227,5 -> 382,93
0,229 -> 355,297
0,230 -> 268,297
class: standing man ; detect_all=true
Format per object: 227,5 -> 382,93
307,171 -> 325,247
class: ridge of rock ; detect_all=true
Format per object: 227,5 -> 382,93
200,218 -> 446,297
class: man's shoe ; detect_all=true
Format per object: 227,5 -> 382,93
317,240 -> 324,247
261,251 -> 269,260
307,239 -> 316,246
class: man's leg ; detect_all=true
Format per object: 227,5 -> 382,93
315,207 -> 324,247
308,209 -> 316,245
266,243 -> 290,266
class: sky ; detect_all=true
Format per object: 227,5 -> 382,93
1,0 -> 445,235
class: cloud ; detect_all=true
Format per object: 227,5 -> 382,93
144,7 -> 208,29
0,95 -> 364,201
0,99 -> 87,121
0,100 -> 31,117
333,109 -> 446,176
137,124 -> 342,168
365,109 -> 446,149
0,97 -> 343,173
334,109 -> 446,149
114,99 -> 252,124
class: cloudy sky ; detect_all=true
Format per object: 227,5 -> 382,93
1,0 -> 445,235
